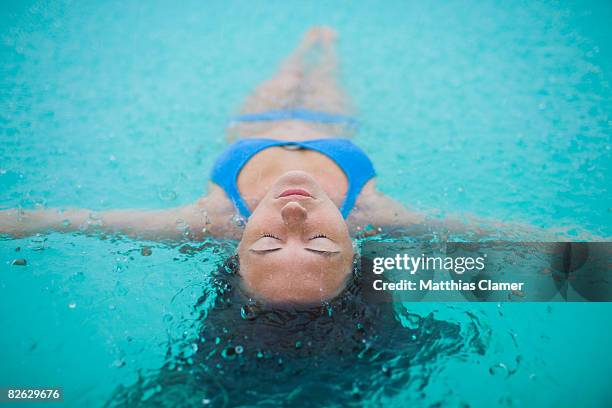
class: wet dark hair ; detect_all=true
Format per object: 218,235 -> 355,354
108,251 -> 476,408
204,251 -> 367,311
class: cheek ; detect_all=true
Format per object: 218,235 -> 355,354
247,208 -> 281,233
242,216 -> 272,241
312,205 -> 346,228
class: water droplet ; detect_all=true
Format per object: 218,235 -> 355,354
240,304 -> 258,320
221,346 -> 236,360
235,345 -> 244,354
200,210 -> 211,225
11,258 -> 27,266
202,398 -> 211,405
158,188 -> 177,202
232,215 -> 246,228
87,212 -> 103,227
140,246 -> 152,256
489,362 -> 509,376
175,219 -> 188,232
295,341 -> 302,349
70,271 -> 85,282
68,302 -> 77,309
28,235 -> 47,251
112,358 -> 126,368
114,282 -> 129,296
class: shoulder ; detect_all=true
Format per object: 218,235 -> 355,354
197,184 -> 243,239
347,180 -> 425,234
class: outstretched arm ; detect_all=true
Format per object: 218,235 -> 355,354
0,188 -> 238,241
348,182 -> 587,241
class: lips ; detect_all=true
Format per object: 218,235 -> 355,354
279,188 -> 312,198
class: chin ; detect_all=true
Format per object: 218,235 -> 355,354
271,171 -> 324,196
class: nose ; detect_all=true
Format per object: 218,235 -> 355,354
281,201 -> 307,227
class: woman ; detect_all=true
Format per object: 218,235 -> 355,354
0,27 -> 545,306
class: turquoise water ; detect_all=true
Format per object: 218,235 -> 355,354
1,0 -> 611,406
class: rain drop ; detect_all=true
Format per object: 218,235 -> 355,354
112,358 -> 126,368
240,304 -> 258,320
232,215 -> 246,228
489,362 -> 509,376
158,188 -> 177,202
28,235 -> 47,251
87,212 -> 103,227
175,219 -> 188,232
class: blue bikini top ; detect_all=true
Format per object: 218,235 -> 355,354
210,138 -> 376,219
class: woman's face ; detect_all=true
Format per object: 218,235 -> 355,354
238,171 -> 354,305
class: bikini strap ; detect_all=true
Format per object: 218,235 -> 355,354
300,139 -> 376,218
229,109 -> 359,128
210,139 -> 283,218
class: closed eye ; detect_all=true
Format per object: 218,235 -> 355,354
250,248 -> 282,254
250,235 -> 282,252
305,248 -> 340,256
